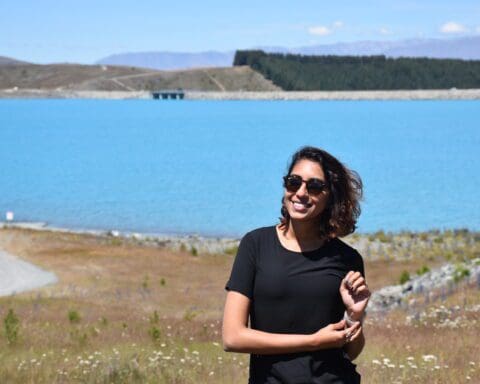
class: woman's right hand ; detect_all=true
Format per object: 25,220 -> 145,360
311,320 -> 361,349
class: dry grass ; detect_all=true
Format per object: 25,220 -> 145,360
0,64 -> 279,92
0,228 -> 478,383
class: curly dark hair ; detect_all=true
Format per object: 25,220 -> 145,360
280,146 -> 363,238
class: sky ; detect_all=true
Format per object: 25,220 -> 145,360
1,0 -> 479,64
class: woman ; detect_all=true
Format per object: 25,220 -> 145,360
222,146 -> 370,383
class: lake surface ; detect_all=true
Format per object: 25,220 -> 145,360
1,99 -> 479,237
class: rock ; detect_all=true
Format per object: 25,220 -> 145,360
369,259 -> 480,313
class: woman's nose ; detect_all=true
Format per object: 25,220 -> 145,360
295,182 -> 309,197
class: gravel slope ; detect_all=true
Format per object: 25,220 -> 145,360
0,249 -> 57,296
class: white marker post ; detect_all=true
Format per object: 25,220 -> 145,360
6,211 -> 14,222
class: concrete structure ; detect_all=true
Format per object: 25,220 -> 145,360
152,89 -> 185,100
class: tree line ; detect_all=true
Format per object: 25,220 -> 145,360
233,50 -> 480,90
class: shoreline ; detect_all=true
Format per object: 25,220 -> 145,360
1,221 -> 240,254
2,220 -> 478,256
2,88 -> 480,100
1,224 -> 478,313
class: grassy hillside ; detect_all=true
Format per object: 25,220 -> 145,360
0,63 -> 279,92
0,228 -> 478,383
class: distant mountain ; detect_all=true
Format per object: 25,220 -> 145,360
96,36 -> 480,70
0,55 -> 30,66
96,51 -> 234,70
280,36 -> 480,60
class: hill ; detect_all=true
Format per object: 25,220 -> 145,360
235,50 -> 480,90
0,55 -> 30,66
0,63 -> 279,91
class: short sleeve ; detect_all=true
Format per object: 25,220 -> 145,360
355,250 -> 365,278
225,232 -> 256,299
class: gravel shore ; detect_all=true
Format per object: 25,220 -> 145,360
2,88 -> 480,100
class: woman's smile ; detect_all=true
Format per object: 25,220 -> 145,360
291,200 -> 313,212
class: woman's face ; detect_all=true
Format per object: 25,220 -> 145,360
283,159 -> 330,223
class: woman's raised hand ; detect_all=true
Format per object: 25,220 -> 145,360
340,271 -> 371,320
311,319 -> 361,349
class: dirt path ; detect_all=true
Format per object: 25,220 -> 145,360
110,77 -> 135,91
0,249 -> 57,296
202,70 -> 226,91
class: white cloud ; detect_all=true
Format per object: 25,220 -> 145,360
379,27 -> 392,35
333,21 -> 344,29
440,22 -> 467,34
476,26 -> 480,34
308,26 -> 332,36
308,21 -> 343,36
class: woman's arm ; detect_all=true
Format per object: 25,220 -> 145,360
340,270 -> 371,360
222,291 -> 360,354
344,327 -> 365,360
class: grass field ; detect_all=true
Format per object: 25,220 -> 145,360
0,228 -> 478,383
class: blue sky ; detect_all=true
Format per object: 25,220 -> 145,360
1,0 -> 479,64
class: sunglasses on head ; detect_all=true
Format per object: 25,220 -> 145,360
283,174 -> 328,195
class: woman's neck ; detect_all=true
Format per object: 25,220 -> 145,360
279,219 -> 326,250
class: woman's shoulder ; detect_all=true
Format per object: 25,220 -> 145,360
330,237 -> 363,259
330,237 -> 365,273
243,225 -> 277,242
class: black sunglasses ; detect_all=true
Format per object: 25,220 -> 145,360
283,174 -> 328,195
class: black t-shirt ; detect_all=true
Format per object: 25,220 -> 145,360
225,226 -> 364,384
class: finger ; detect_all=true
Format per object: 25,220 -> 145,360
345,321 -> 361,333
343,271 -> 354,288
332,319 -> 346,330
346,326 -> 362,343
344,323 -> 360,339
350,276 -> 365,291
344,271 -> 363,289
348,272 -> 363,286
354,285 -> 371,297
351,325 -> 362,340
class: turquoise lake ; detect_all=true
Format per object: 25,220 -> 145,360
1,99 -> 479,237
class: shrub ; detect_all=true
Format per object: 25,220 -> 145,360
453,265 -> 470,283
68,310 -> 81,324
4,309 -> 20,345
375,230 -> 390,243
190,246 -> 198,256
224,245 -> 239,255
142,275 -> 149,290
150,310 -> 160,324
399,271 -> 411,285
183,308 -> 198,322
416,265 -> 430,275
70,329 -> 88,346
149,326 -> 161,341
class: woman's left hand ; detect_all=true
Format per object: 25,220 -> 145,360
340,271 -> 371,320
